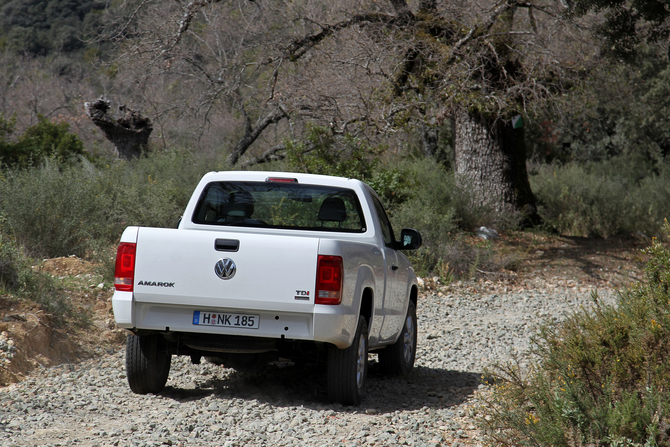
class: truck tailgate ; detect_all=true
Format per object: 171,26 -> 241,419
133,227 -> 319,312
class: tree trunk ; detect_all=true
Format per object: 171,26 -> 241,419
453,108 -> 540,227
84,97 -> 153,160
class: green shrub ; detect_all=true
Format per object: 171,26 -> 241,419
18,115 -> 85,159
0,159 -> 114,258
366,167 -> 412,209
0,149 -> 212,259
0,114 -> 85,168
480,224 -> 670,446
284,124 -> 382,180
94,150 -> 205,231
0,215 -> 70,322
637,167 -> 670,236
375,158 -> 505,277
531,159 -> 670,238
383,158 -> 457,275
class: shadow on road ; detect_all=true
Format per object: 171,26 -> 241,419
528,235 -> 645,285
158,359 -> 483,414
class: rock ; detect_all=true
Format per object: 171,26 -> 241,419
477,226 -> 499,240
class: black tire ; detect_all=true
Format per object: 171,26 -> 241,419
378,300 -> 417,376
327,315 -> 369,406
126,333 -> 171,394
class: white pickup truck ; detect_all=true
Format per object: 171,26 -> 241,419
112,171 -> 421,405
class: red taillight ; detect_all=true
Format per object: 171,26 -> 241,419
266,177 -> 298,183
315,255 -> 343,305
114,242 -> 136,292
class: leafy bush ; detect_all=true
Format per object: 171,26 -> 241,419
0,114 -> 85,168
366,167 -> 412,209
373,158 -> 507,277
93,150 -> 206,231
480,225 -> 670,446
0,149 -> 212,259
0,159 -> 117,258
19,115 -> 85,159
0,215 -> 70,322
531,158 -> 670,238
382,158 -> 457,274
284,124 -> 382,180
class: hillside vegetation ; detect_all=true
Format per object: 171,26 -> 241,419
0,0 -> 106,56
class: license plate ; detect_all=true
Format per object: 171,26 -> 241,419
192,311 -> 259,329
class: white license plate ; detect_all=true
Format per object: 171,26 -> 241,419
192,311 -> 259,329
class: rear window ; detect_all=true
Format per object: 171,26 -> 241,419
192,181 -> 366,232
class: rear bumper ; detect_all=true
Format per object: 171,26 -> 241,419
112,293 -> 358,349
112,291 -> 133,326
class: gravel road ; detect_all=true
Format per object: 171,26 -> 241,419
0,278 -> 613,447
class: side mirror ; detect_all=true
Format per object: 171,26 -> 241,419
397,228 -> 422,250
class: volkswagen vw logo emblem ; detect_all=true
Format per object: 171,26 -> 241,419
215,258 -> 236,280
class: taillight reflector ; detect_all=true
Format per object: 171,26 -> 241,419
315,255 -> 343,305
114,242 -> 136,292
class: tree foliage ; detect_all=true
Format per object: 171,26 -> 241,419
284,125 -> 382,180
569,0 -> 670,60
0,114 -> 85,168
0,0 -> 107,56
527,44 -> 670,167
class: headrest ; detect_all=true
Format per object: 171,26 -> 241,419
226,191 -> 254,218
318,197 -> 347,222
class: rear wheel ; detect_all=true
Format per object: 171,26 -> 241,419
126,333 -> 171,394
327,316 -> 368,406
379,300 -> 417,376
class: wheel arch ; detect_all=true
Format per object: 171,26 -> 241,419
410,284 -> 418,308
359,287 -> 374,327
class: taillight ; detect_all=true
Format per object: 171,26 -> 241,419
114,242 -> 136,292
315,255 -> 343,305
266,177 -> 298,183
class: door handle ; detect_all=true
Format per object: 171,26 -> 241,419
215,239 -> 240,252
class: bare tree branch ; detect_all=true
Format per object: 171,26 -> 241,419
170,0 -> 226,51
107,0 -> 154,42
238,143 -> 286,168
228,106 -> 288,165
388,0 -> 414,18
445,0 -> 519,65
284,13 -> 400,62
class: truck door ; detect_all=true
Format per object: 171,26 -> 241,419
371,196 -> 406,343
